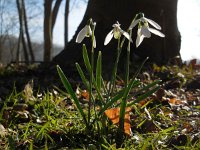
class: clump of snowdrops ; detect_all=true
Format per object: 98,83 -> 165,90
57,12 -> 165,147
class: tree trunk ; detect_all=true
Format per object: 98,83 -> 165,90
22,0 -> 35,62
53,0 -> 181,70
51,0 -> 62,34
64,0 -> 70,47
16,0 -> 29,63
43,0 -> 53,62
43,0 -> 62,62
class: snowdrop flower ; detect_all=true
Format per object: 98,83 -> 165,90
130,13 -> 165,47
104,21 -> 132,45
76,19 -> 96,48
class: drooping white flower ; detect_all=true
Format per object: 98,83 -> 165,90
76,25 -> 92,43
136,25 -> 165,47
104,21 -> 132,45
76,20 -> 96,48
130,15 -> 162,30
129,13 -> 165,47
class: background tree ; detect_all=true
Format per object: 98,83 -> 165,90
0,0 -> 19,63
64,0 -> 88,48
53,0 -> 181,71
16,0 -> 34,64
64,0 -> 70,47
16,0 -> 29,63
22,0 -> 34,62
43,0 -> 62,62
0,0 -> 7,61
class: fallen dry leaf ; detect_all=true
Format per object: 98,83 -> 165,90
105,107 -> 132,136
81,90 -> 90,100
169,98 -> 184,105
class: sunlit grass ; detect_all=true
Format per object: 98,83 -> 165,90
0,72 -> 199,149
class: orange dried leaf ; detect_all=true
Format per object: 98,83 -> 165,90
169,98 -> 183,105
105,107 -> 132,135
138,99 -> 148,106
81,90 -> 90,100
124,107 -> 131,135
105,107 -> 120,124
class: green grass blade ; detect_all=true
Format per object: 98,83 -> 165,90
82,44 -> 92,72
36,122 -> 49,139
98,90 -> 124,116
93,82 -> 105,105
82,44 -> 105,101
117,57 -> 149,126
117,57 -> 150,136
81,48 -> 105,103
134,80 -> 161,96
75,63 -> 89,89
29,140 -> 33,150
83,45 -> 106,104
101,77 -> 109,95
118,78 -> 141,135
132,57 -> 149,80
45,138 -> 48,150
98,79 -> 140,116
22,122 -> 31,140
76,62 -> 105,106
160,126 -> 175,134
57,65 -> 88,127
127,85 -> 160,107
141,138 -> 149,150
96,51 -> 102,89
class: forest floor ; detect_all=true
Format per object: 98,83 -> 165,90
0,61 -> 199,149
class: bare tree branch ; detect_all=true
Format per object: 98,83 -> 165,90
51,0 -> 62,33
22,0 -> 35,61
16,0 -> 29,63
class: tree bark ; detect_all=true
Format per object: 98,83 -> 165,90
43,0 -> 53,62
16,0 -> 29,63
64,0 -> 70,47
22,0 -> 35,62
53,0 -> 181,70
43,0 -> 62,62
51,0 -> 62,34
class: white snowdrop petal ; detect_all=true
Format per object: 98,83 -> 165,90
145,17 -> 161,30
136,29 -> 144,47
136,35 -> 144,47
104,30 -> 114,45
122,30 -> 133,42
148,28 -> 165,37
113,21 -> 120,28
141,26 -> 151,38
129,19 -> 140,29
76,25 -> 88,43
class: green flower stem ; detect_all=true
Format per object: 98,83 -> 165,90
88,28 -> 95,125
118,15 -> 138,131
117,15 -> 138,147
125,30 -> 132,86
109,38 -> 121,97
129,14 -> 139,29
117,30 -> 132,145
